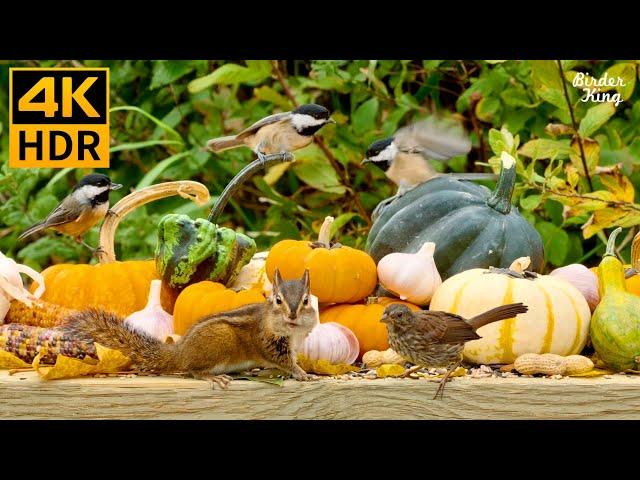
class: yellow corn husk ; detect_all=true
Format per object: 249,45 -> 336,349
0,323 -> 96,365
5,298 -> 77,327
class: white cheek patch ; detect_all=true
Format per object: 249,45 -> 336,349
368,143 -> 398,163
291,113 -> 327,130
77,185 -> 110,203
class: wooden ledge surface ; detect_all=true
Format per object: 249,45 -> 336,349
3,371 -> 640,419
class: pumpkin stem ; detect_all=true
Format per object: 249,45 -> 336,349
632,230 -> 640,271
317,216 -> 334,247
486,152 -> 516,215
604,227 -> 623,258
417,242 -> 436,257
208,153 -> 295,224
365,296 -> 380,305
509,257 -> 531,273
98,181 -> 210,264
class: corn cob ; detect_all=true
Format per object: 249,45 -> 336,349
5,298 -> 78,328
0,323 -> 96,364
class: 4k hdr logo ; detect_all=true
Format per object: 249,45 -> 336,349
9,68 -> 110,168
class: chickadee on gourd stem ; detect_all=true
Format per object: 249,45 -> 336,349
362,117 -> 497,196
205,104 -> 335,165
18,173 -> 122,254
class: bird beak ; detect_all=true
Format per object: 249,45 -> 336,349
361,157 -> 371,165
380,314 -> 389,324
110,183 -> 123,190
327,118 -> 336,124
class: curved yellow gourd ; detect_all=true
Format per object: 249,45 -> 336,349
590,228 -> 640,371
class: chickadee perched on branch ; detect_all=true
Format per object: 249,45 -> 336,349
206,104 -> 335,164
18,173 -> 122,252
363,117 -> 496,196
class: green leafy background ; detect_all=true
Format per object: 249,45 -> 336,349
0,60 -> 638,272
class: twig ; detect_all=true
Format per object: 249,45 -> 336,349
270,60 -> 372,226
556,60 -> 593,191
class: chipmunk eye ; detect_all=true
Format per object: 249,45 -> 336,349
302,296 -> 309,306
275,296 -> 283,305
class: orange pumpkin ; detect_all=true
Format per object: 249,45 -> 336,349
266,216 -> 377,304
173,281 -> 265,335
31,260 -> 177,317
320,297 -> 421,357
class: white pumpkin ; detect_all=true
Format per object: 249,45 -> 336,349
429,257 -> 591,364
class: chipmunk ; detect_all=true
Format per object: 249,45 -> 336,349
62,269 -> 318,388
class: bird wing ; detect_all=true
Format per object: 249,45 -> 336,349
40,196 -> 82,227
235,111 -> 293,140
413,311 -> 481,344
393,117 -> 471,161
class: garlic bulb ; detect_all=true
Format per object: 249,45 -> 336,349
0,250 -> 45,324
300,322 -> 359,365
124,280 -> 174,340
550,264 -> 600,311
377,242 -> 442,306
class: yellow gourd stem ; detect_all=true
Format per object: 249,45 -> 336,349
599,227 -> 627,295
316,216 -> 334,248
97,181 -> 210,263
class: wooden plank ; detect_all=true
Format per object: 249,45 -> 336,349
2,371 -> 640,419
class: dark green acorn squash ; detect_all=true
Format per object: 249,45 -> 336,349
366,154 -> 544,279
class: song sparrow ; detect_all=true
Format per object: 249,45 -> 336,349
381,303 -> 528,399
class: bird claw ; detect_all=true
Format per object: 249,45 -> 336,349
106,209 -> 120,219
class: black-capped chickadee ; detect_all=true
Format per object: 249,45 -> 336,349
19,173 -> 122,249
362,117 -> 496,196
206,103 -> 335,163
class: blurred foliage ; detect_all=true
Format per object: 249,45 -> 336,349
0,59 -> 639,273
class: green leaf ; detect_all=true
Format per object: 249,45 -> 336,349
535,221 -> 569,266
536,86 -> 568,110
500,88 -> 534,107
110,139 -> 184,153
293,145 -> 346,194
330,212 -> 359,239
530,60 -> 563,91
601,62 -> 637,100
519,139 -> 573,159
110,106 -> 183,142
488,128 -> 506,155
253,85 -> 292,109
136,151 -> 192,189
475,97 -> 501,122
188,62 -> 271,93
351,98 -> 379,136
520,194 -> 541,211
578,102 -> 616,137
149,61 -> 195,90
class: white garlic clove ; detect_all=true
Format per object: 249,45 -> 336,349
124,280 -> 174,341
377,241 -> 442,306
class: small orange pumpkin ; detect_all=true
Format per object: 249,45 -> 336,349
31,260 -> 178,317
173,281 -> 265,335
320,297 -> 421,357
265,216 -> 377,304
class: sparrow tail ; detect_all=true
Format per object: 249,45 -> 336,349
468,303 -> 528,330
206,135 -> 242,152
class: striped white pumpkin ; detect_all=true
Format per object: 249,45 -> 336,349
429,257 -> 591,365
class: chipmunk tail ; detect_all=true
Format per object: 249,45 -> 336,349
62,308 -> 178,372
